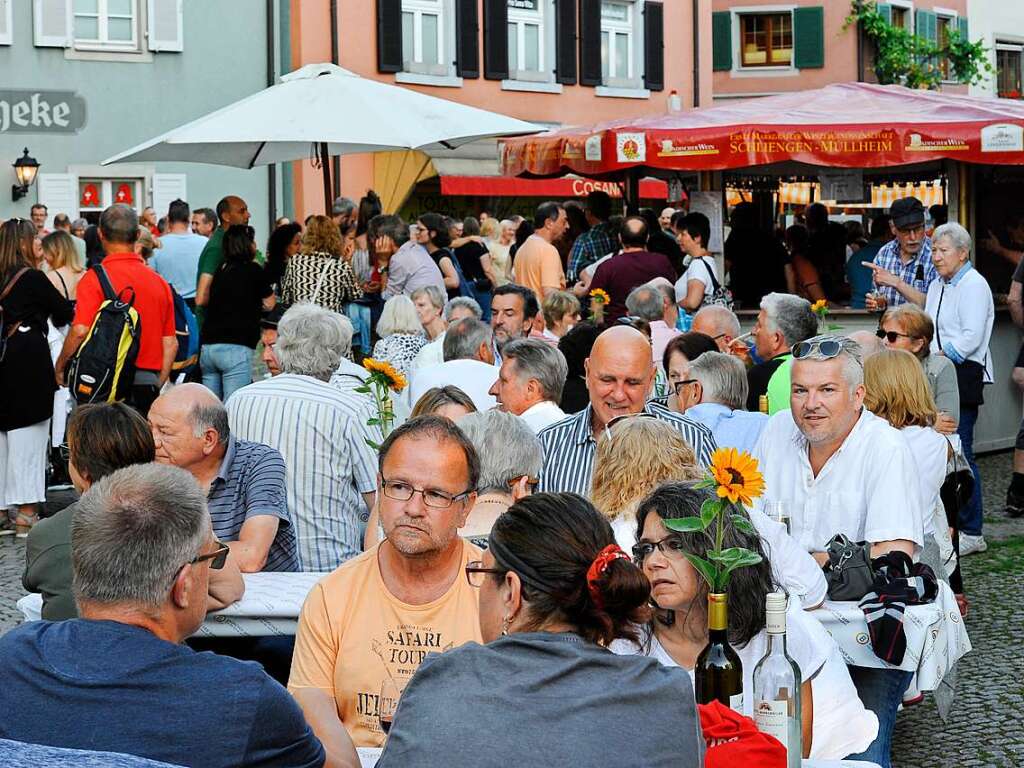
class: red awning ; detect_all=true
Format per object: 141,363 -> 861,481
439,175 -> 668,199
501,83 -> 1024,178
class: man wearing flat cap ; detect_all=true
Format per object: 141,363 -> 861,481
864,196 -> 938,309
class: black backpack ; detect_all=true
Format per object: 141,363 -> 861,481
66,265 -> 141,404
0,267 -> 29,364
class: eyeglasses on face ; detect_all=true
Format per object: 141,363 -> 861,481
602,412 -> 657,442
465,560 -> 505,587
875,328 -> 915,343
381,478 -> 472,509
507,475 -> 539,493
172,541 -> 230,585
792,337 -> 844,360
632,534 -> 687,564
673,379 -> 698,397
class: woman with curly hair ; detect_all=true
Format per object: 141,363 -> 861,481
281,214 -> 362,315
590,416 -> 702,550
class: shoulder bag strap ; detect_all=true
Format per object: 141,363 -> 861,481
934,284 -> 945,351
94,264 -> 117,303
310,258 -> 333,304
0,267 -> 30,304
694,256 -> 720,292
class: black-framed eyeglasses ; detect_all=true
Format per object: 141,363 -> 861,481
673,378 -> 698,396
465,560 -> 506,587
632,534 -> 687,564
507,475 -> 539,493
875,328 -> 915,343
381,478 -> 472,509
793,337 -> 844,360
173,541 -> 229,584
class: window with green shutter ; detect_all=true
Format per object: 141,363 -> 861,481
712,11 -> 731,71
793,6 -> 824,69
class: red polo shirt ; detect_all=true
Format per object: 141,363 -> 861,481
74,252 -> 176,371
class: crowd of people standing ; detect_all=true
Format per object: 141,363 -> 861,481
0,187 -> 1002,767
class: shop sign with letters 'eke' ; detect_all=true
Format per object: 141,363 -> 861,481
0,90 -> 86,133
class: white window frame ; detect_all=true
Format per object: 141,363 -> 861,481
889,0 -> 913,33
995,41 -> 1023,97
600,0 -> 638,87
72,0 -> 140,52
729,5 -> 799,78
507,0 -> 547,82
400,0 -> 448,76
75,177 -> 145,219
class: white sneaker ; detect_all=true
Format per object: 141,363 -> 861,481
959,533 -> 988,556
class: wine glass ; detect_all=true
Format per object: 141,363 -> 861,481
378,676 -> 406,737
764,501 -> 790,535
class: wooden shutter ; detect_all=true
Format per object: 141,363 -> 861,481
555,0 -> 577,84
151,174 -> 187,220
875,3 -> 892,25
915,9 -> 937,44
0,0 -> 12,46
483,0 -> 509,80
148,0 -> 183,52
711,11 -> 731,71
578,0 -> 601,86
456,0 -> 480,78
793,6 -> 825,69
36,173 -> 78,230
33,0 -> 71,48
643,1 -> 664,91
957,16 -> 968,41
377,0 -> 403,73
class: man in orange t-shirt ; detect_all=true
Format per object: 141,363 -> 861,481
513,202 -> 568,302
288,416 -> 483,750
55,204 -> 177,417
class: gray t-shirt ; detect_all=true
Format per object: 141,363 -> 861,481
377,631 -> 705,768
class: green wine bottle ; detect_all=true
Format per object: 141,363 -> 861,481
695,592 -> 744,712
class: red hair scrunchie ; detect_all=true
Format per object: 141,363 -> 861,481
586,544 -> 631,610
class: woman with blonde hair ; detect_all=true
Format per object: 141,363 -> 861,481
371,294 -> 428,376
281,214 -> 362,314
41,231 -> 85,303
864,349 -> 956,589
590,416 -> 702,550
537,290 -> 581,344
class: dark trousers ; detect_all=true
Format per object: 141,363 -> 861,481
128,384 -> 161,418
187,636 -> 296,686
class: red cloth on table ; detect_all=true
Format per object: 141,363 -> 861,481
698,700 -> 786,768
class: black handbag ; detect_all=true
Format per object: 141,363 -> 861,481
940,436 -> 974,528
823,533 -> 875,601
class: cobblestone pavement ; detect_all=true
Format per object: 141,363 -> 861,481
1,455 -> 1022,766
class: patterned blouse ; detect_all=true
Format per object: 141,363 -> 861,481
372,333 -> 428,377
281,251 -> 363,314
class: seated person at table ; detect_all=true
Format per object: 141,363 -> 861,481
149,383 -> 298,572
752,334 -> 923,768
614,483 -> 877,761
537,325 -> 716,495
24,403 -> 159,620
0,464 -> 330,768
289,416 -> 484,752
377,493 -> 704,768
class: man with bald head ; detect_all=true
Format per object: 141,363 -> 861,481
537,325 -> 715,494
148,383 -> 298,572
588,216 -> 677,324
195,195 -> 252,318
691,305 -> 742,354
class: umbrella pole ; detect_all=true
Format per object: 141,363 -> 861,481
625,170 -> 640,215
320,142 -> 333,215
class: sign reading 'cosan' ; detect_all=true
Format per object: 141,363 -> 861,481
0,90 -> 86,133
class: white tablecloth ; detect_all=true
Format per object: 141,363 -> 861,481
17,571 -> 326,638
812,581 -> 971,691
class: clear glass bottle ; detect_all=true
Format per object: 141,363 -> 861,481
753,592 -> 802,767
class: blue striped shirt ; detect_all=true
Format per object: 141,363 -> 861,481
207,436 -> 299,572
537,402 -> 716,495
872,237 -> 937,306
226,374 -> 378,571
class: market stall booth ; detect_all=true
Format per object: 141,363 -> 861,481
501,82 -> 1024,450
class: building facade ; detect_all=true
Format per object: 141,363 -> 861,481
284,0 -> 713,217
0,0 -> 275,237
710,0 -> 969,99
967,0 -> 1024,99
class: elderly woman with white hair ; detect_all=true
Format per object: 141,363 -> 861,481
455,410 -> 542,548
411,284 -> 447,341
370,294 -> 428,376
924,221 -> 994,555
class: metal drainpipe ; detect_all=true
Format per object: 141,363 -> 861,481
692,0 -> 701,107
330,0 -> 341,200
266,0 -> 277,225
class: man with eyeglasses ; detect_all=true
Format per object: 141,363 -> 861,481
0,463 -> 332,768
752,335 -> 924,767
863,197 -> 938,311
289,416 -> 483,751
537,325 -> 715,495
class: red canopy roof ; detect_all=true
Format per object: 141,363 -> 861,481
501,83 -> 1024,178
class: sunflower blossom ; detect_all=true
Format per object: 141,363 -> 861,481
589,288 -> 611,304
709,447 -> 765,507
362,358 -> 407,393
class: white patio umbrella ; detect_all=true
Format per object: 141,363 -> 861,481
102,62 -> 541,211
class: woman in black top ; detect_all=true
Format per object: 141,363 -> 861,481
452,217 -> 496,322
0,219 -> 74,535
415,213 -> 463,300
200,225 -> 275,403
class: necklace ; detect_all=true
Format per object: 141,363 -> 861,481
474,499 -> 510,507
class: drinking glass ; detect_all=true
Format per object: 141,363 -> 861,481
378,676 -> 406,737
763,501 -> 791,535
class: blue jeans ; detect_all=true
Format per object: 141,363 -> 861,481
345,302 -> 372,354
956,404 -> 984,535
845,667 -> 914,768
200,343 -> 252,403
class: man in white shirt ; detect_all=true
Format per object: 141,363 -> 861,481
488,338 -> 567,433
752,334 -> 923,766
409,317 -> 499,412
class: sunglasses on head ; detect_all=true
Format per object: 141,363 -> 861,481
875,329 -> 915,343
792,338 -> 844,360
